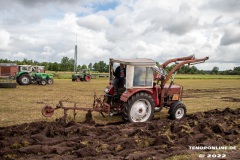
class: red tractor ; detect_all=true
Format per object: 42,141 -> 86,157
94,55 -> 209,122
42,55 -> 208,123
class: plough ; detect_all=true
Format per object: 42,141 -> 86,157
41,93 -> 112,122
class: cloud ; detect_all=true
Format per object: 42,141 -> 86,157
77,14 -> 110,31
13,52 -> 27,59
42,46 -> 55,56
206,0 -> 240,13
0,28 -> 10,49
220,27 -> 240,46
163,15 -> 199,35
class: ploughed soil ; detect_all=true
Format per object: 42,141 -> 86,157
0,108 -> 240,160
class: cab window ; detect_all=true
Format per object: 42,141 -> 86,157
133,67 -> 153,87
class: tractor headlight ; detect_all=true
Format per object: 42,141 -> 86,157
104,86 -> 109,93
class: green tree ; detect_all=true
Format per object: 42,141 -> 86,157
40,62 -> 49,70
52,62 -> 59,71
77,65 -> 81,71
98,61 -> 107,73
211,66 -> 219,74
82,64 -> 87,69
88,63 -> 93,70
191,66 -> 198,74
21,58 -> 28,65
60,57 -> 72,71
69,58 -> 75,72
60,57 -> 69,71
34,61 -> 40,65
234,66 -> 240,71
93,62 -> 100,72
105,64 -> 109,72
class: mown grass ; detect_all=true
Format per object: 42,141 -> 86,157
0,76 -> 240,127
47,71 -> 240,79
176,74 -> 240,79
46,71 -> 109,79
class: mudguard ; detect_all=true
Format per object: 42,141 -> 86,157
120,88 -> 153,102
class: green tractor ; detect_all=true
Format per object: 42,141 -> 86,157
72,69 -> 92,82
16,65 -> 54,85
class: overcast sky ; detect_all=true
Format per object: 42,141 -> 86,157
0,0 -> 239,70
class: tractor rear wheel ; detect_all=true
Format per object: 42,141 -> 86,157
169,102 -> 186,120
122,92 -> 154,122
84,75 -> 91,82
18,74 -> 31,85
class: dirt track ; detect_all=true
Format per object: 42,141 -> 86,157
0,108 -> 239,160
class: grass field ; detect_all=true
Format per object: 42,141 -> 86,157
47,71 -> 109,79
48,71 -> 240,79
0,76 -> 240,127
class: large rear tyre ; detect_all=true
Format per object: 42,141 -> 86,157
18,74 -> 31,85
169,102 -> 186,120
122,92 -> 155,122
122,103 -> 129,121
84,75 -> 91,82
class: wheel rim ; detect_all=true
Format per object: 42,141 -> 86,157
85,76 -> 90,81
130,99 -> 151,122
48,79 -> 53,84
42,105 -> 54,117
22,77 -> 29,84
42,81 -> 46,85
175,108 -> 185,119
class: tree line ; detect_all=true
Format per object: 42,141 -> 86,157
0,57 -> 109,73
0,57 -> 240,75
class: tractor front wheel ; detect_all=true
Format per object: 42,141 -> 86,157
41,80 -> 47,85
47,79 -> 53,84
169,102 -> 186,120
123,92 -> 154,122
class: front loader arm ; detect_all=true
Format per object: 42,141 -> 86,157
160,55 -> 195,69
162,56 -> 209,85
159,55 -> 209,108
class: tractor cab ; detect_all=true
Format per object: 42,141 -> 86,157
108,58 -> 157,95
18,65 -> 45,73
18,65 -> 32,73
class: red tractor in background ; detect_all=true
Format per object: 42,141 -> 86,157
42,55 -> 208,123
